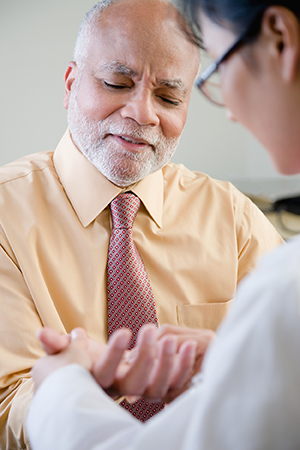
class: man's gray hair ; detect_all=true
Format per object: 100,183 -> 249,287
73,0 -> 118,68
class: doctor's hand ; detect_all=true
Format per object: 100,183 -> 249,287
31,328 -> 93,391
32,326 -> 134,394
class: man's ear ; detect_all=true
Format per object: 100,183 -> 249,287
63,61 -> 78,109
261,6 -> 300,83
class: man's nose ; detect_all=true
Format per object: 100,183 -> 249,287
120,89 -> 160,127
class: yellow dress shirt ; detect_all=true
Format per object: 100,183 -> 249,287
0,130 -> 283,449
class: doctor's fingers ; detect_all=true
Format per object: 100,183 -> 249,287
32,328 -> 92,391
37,327 -> 71,355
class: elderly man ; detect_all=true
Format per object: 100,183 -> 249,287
0,0 -> 282,448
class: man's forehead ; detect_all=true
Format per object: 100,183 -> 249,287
92,0 -> 193,48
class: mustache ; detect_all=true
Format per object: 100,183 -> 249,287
68,94 -> 179,149
97,122 -> 165,147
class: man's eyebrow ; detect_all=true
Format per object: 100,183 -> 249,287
98,61 -> 188,97
158,79 -> 188,97
99,61 -> 138,78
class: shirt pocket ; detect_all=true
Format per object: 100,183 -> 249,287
177,299 -> 234,331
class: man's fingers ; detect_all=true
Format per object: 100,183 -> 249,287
158,325 -> 215,348
157,326 -> 215,372
92,329 -> 131,389
92,325 -> 206,402
157,324 -> 194,338
169,340 -> 197,390
113,325 -> 158,395
37,327 -> 70,355
143,334 -> 177,400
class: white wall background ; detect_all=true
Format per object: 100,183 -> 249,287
1,0 -> 300,199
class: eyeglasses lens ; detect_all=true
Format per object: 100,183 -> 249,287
201,70 -> 225,106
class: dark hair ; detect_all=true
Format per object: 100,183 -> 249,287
178,0 -> 300,46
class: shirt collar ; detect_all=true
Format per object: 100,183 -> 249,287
53,130 -> 163,228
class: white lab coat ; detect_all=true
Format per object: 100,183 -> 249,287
27,236 -> 300,450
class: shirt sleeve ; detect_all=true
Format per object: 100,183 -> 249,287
232,187 -> 284,283
0,234 -> 45,450
26,241 -> 300,450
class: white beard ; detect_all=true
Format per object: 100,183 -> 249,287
67,92 -> 180,187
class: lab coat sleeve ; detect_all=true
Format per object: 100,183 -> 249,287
26,363 -> 206,450
27,238 -> 300,450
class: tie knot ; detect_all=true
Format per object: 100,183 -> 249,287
110,192 -> 141,229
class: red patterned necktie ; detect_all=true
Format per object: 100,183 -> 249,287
107,192 -> 164,421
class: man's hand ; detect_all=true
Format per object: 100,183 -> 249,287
155,325 -> 215,403
92,324 -> 213,403
93,325 -> 196,402
33,325 -> 183,401
33,324 -> 214,403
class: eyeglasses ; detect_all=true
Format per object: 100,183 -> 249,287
195,15 -> 263,106
195,31 -> 249,106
